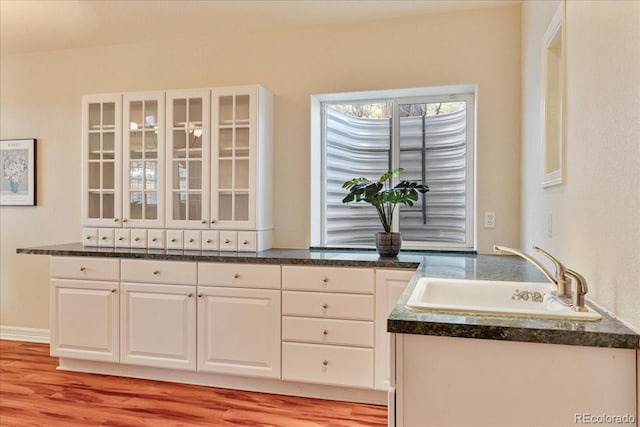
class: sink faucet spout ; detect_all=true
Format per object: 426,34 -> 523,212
493,245 -> 557,287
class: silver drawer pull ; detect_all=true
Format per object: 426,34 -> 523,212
322,277 -> 329,283
225,239 -> 231,244
206,239 -> 212,244
234,273 -> 240,279
118,237 -> 124,241
114,218 -> 119,222
111,288 -> 117,293
201,220 -> 207,224
152,237 -> 158,242
322,360 -> 329,366
171,238 -> 177,242
243,240 -> 249,245
122,219 -> 128,223
86,236 -> 92,240
211,219 -> 216,224
322,303 -> 329,310
153,270 -> 160,275
134,237 -> 140,242
187,293 -> 193,298
80,267 -> 86,272
197,293 -> 204,298
189,238 -> 194,243
101,236 -> 107,240
323,330 -> 328,336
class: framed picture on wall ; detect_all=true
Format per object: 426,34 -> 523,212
1,139 -> 37,206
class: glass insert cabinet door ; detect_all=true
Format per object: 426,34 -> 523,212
122,92 -> 165,228
82,94 -> 122,227
211,90 -> 255,227
166,89 -> 211,229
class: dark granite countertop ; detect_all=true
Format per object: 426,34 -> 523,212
17,243 -> 639,349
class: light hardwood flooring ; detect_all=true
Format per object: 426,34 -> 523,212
0,340 -> 387,426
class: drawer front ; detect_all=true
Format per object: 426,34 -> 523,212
130,229 -> 147,249
147,230 -> 165,249
115,229 -> 130,248
282,316 -> 373,347
51,257 -> 120,281
282,342 -> 373,389
220,231 -> 237,251
98,228 -> 115,247
282,266 -> 374,294
82,228 -> 98,247
121,259 -> 196,285
184,230 -> 201,250
282,291 -> 374,321
202,231 -> 220,251
167,230 -> 184,250
198,263 -> 281,289
237,231 -> 257,252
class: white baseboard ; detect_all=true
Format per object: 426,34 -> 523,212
0,326 -> 50,343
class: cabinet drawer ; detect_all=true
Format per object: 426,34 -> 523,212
115,229 -> 130,248
51,257 -> 120,281
237,231 -> 257,252
98,228 -> 115,247
198,263 -> 281,289
282,342 -> 373,389
121,259 -> 196,285
282,291 -> 373,320
220,231 -> 237,251
282,266 -> 374,294
130,229 -> 147,249
282,317 -> 373,347
147,230 -> 165,249
184,230 -> 201,250
82,228 -> 98,247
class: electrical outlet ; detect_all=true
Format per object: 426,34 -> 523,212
484,211 -> 496,228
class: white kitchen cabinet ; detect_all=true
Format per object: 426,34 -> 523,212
197,286 -> 281,378
281,265 -> 375,389
120,282 -> 197,370
210,86 -> 272,234
165,88 -> 211,229
374,269 -> 414,391
393,334 -> 637,427
49,257 -> 120,362
122,91 -> 165,228
82,93 -> 122,227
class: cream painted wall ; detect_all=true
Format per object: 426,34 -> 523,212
1,6 -> 521,330
521,0 -> 640,331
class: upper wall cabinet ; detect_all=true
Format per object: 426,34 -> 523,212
166,89 -> 211,229
82,94 -> 123,227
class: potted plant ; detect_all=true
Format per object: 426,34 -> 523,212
342,167 -> 429,257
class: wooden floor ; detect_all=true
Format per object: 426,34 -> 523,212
0,340 -> 387,427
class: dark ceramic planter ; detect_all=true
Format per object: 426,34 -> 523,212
375,232 -> 402,257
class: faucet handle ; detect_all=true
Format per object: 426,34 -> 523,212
533,246 -> 569,295
565,269 -> 588,312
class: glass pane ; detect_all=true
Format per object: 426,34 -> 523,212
88,103 -> 101,129
219,96 -> 233,124
219,193 -> 232,221
236,95 -> 250,122
188,193 -> 201,220
129,161 -> 143,189
219,128 -> 232,157
145,100 -> 158,127
235,193 -> 249,221
88,162 -> 100,189
173,130 -> 186,158
129,191 -> 143,219
236,127 -> 249,156
145,130 -> 158,155
189,98 -> 202,123
103,193 -> 114,218
235,159 -> 249,189
89,133 -> 100,160
129,101 -> 143,129
145,161 -> 158,190
188,160 -> 202,189
103,103 -> 115,127
188,130 -> 202,152
88,192 -> 100,218
145,193 -> 158,219
173,99 -> 187,127
172,191 -> 186,220
218,160 -> 232,189
103,161 -> 114,190
130,131 -> 142,159
103,132 -> 115,152
173,160 -> 186,190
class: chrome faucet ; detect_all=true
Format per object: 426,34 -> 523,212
493,245 -> 589,312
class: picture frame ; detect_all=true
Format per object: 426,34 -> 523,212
1,138 -> 37,206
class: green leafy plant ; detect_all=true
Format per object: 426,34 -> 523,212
342,168 -> 429,233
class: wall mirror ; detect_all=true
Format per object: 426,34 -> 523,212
541,2 -> 565,188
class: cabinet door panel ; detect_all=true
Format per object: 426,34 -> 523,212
120,282 -> 196,370
197,287 -> 280,378
50,279 -> 119,362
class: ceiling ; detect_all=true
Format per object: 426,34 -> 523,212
1,0 -> 520,56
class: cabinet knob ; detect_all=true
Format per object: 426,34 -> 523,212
201,220 -> 207,224
152,237 -> 158,242
171,238 -> 177,242
322,303 -> 329,310
111,288 -> 117,293
86,236 -> 92,240
225,239 -> 231,244
114,218 -> 119,222
80,267 -> 86,272
322,360 -> 329,367
243,240 -> 249,245
322,277 -> 329,283
101,236 -> 107,240
211,219 -> 216,224
323,330 -> 328,336
122,219 -> 128,223
206,239 -> 212,244
134,237 -> 140,242
153,270 -> 160,275
187,293 -> 193,298
234,273 -> 240,279
189,238 -> 195,243
118,237 -> 124,241
197,293 -> 203,298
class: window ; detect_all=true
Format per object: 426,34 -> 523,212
310,85 -> 475,250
